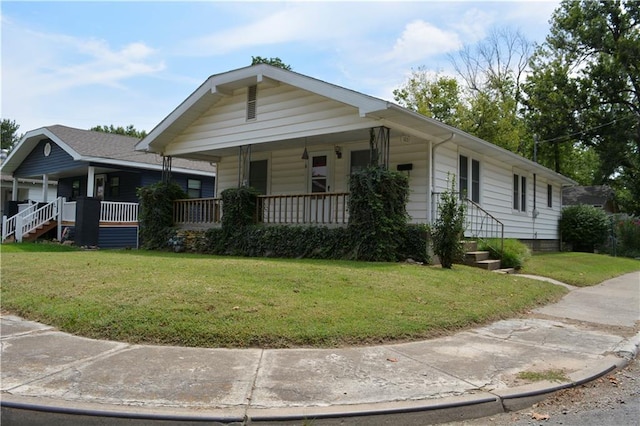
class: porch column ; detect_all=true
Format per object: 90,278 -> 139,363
42,174 -> 49,202
87,166 -> 95,197
12,177 -> 18,201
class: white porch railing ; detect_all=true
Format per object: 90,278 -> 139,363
14,198 -> 62,242
2,202 -> 38,242
100,201 -> 139,223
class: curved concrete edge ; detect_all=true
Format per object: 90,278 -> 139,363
1,353 -> 633,426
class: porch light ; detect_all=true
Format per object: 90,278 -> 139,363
334,146 -> 342,159
301,147 -> 309,160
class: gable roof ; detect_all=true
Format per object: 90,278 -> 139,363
1,125 -> 215,177
137,64 -> 576,186
563,185 -> 615,206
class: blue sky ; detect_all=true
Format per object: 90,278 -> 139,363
1,1 -> 561,135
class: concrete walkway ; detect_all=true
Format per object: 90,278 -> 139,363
1,272 -> 639,425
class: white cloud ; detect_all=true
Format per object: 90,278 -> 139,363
385,20 -> 462,64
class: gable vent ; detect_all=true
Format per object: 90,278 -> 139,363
247,85 -> 257,120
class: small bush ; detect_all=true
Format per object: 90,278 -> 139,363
432,178 -> 465,268
559,205 -> 609,252
478,238 -> 531,270
397,224 -> 431,264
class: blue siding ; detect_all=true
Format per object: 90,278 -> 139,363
15,139 -> 79,177
99,226 -> 139,248
140,171 -> 215,197
103,171 -> 142,202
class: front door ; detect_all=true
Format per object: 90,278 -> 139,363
308,152 -> 331,223
94,174 -> 106,200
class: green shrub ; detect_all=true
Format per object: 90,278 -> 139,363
397,224 -> 431,264
137,181 -> 186,249
432,178 -> 466,268
348,167 -> 410,261
559,205 -> 609,252
220,187 -> 260,230
611,214 -> 640,258
201,224 -> 430,262
478,238 -> 531,270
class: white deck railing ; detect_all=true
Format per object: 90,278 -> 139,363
15,198 -> 62,242
100,201 -> 138,223
2,202 -> 38,242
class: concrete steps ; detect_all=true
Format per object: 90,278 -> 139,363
461,241 -> 504,272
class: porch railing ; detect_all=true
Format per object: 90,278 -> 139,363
258,192 -> 349,225
173,192 -> 350,228
174,198 -> 222,227
15,198 -> 62,242
2,202 -> 38,242
100,201 -> 138,223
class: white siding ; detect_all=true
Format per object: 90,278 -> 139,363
166,85 -> 378,156
431,145 -> 564,240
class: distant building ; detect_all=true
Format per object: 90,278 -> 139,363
562,185 -> 618,213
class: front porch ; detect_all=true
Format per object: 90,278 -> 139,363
173,192 -> 350,228
2,198 -> 139,248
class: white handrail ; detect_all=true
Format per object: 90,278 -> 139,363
2,202 -> 39,242
16,198 -> 62,242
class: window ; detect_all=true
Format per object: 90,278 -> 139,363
249,159 -> 268,195
459,155 -> 480,203
246,85 -> 257,120
72,180 -> 80,200
187,179 -> 201,198
350,150 -> 370,175
459,155 -> 468,200
110,176 -> 120,198
513,173 -> 527,212
311,155 -> 328,193
547,184 -> 553,208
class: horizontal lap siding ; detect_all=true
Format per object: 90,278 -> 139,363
168,85 -> 375,154
434,145 -> 562,240
15,139 -> 77,177
99,226 -> 138,249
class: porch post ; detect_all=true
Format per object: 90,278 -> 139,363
11,177 -> 18,201
42,174 -> 49,202
87,166 -> 95,197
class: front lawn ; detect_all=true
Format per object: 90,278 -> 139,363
521,252 -> 640,286
1,244 -> 568,348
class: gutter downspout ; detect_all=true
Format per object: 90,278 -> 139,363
427,133 -> 455,224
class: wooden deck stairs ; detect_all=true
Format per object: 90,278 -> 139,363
19,221 -> 57,243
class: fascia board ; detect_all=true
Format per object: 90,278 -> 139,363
82,156 -> 216,177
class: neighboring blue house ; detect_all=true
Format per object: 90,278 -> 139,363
0,125 -> 216,248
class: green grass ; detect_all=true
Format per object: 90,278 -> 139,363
1,244 -> 568,348
521,252 -> 640,286
517,369 -> 569,383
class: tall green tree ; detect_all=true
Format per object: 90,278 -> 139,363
393,70 -> 466,127
1,119 -> 21,151
90,124 -> 147,139
525,0 -> 640,214
251,56 -> 292,70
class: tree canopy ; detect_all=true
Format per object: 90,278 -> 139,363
1,119 -> 21,151
251,56 -> 292,70
90,124 -> 147,139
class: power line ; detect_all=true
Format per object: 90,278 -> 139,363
536,117 -> 627,144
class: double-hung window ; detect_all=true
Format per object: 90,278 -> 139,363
187,179 -> 202,198
459,154 -> 480,203
513,173 -> 527,212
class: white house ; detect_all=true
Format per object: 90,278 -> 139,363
136,64 -> 576,251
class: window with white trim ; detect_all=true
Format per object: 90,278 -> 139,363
547,184 -> 553,208
513,173 -> 527,212
459,154 -> 480,203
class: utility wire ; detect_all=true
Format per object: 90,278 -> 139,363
536,117 -> 628,144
